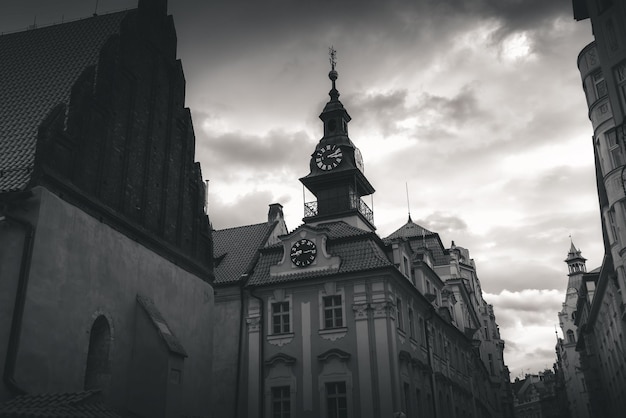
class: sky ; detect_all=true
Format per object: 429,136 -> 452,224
1,0 -> 603,380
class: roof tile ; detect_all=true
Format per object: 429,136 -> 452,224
213,222 -> 275,285
0,11 -> 129,192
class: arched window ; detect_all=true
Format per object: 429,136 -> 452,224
566,329 -> 576,344
84,315 -> 111,390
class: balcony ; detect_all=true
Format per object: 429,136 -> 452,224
304,194 -> 374,224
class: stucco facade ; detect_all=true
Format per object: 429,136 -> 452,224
212,59 -> 512,418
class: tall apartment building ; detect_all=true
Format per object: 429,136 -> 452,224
556,242 -> 590,417
570,1 -> 626,416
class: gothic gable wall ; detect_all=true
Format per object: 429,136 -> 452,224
34,6 -> 212,277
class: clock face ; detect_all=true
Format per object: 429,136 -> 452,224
315,144 -> 343,171
290,239 -> 317,267
354,147 -> 364,172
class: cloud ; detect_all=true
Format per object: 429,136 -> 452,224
485,289 -> 564,377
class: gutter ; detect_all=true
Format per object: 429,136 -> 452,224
247,288 -> 265,418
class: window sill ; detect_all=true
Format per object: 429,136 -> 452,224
318,327 -> 348,342
267,333 -> 294,347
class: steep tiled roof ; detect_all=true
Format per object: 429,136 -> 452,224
247,222 -> 392,286
0,11 -> 129,192
385,218 -> 433,240
213,222 -> 275,285
384,219 -> 449,265
0,391 -> 122,418
136,294 -> 187,357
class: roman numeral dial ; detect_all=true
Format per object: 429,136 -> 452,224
290,239 -> 317,267
315,144 -> 343,171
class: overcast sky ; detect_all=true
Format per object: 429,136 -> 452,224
2,0 -> 602,380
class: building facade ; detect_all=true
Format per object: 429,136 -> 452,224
212,59 -> 512,418
0,1 -> 214,417
571,1 -> 626,416
556,243 -> 590,417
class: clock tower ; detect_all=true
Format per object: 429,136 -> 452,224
300,48 -> 375,231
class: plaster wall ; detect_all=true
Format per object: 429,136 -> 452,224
211,285 -> 243,418
9,187 -> 214,417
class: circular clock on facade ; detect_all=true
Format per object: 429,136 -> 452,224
315,144 -> 343,171
290,239 -> 317,267
354,147 -> 364,172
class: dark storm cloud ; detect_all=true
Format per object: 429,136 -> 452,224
209,190 -> 291,230
346,84 -> 483,138
196,128 -> 314,172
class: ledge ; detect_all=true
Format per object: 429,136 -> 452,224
318,327 -> 348,341
267,333 -> 294,347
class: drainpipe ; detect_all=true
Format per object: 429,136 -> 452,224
248,288 -> 264,418
425,307 -> 437,418
233,274 -> 248,418
2,213 -> 35,396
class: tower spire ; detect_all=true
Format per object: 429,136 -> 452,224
328,46 -> 339,101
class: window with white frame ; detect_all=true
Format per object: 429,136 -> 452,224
616,61 -> 626,111
271,386 -> 291,418
593,70 -> 608,100
272,301 -> 290,334
608,209 -> 620,244
323,295 -> 343,329
325,381 -> 348,418
607,129 -> 624,169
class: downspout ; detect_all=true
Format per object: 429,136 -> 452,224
2,213 -> 35,396
233,274 -> 248,418
248,288 -> 264,417
425,307 -> 437,418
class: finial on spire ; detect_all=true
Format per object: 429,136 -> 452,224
328,46 -> 339,100
406,182 -> 412,222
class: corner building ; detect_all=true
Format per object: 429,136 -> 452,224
571,1 -> 626,416
212,64 -> 512,418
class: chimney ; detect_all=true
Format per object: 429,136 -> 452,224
268,203 -> 284,224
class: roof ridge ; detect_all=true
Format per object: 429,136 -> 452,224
214,221 -> 269,233
0,9 -> 132,37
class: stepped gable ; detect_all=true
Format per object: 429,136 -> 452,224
0,11 -> 129,192
213,222 -> 277,285
247,221 -> 391,286
0,5 -> 213,276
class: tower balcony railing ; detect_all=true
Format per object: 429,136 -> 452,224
304,195 -> 374,224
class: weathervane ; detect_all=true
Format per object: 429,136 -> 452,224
329,46 -> 337,71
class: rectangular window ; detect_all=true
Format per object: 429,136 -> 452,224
607,129 -> 624,169
608,209 -> 619,244
272,386 -> 291,418
396,298 -> 404,330
408,308 -> 415,339
272,302 -> 290,334
616,61 -> 626,111
403,255 -> 410,278
488,353 -> 495,376
326,382 -> 348,418
323,295 -> 343,328
419,317 -> 426,342
594,71 -> 608,99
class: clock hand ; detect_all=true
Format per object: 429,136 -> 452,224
328,149 -> 342,158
